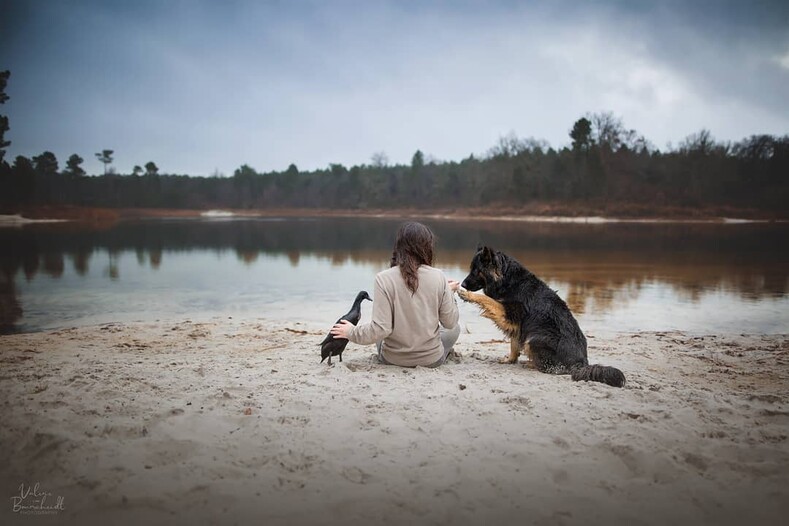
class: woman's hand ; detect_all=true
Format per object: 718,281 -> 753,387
447,279 -> 460,292
330,319 -> 354,339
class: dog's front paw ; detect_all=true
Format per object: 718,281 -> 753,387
457,288 -> 470,301
498,355 -> 518,364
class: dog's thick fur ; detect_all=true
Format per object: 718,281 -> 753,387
459,246 -> 625,388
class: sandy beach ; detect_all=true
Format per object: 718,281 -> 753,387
1,318 -> 788,525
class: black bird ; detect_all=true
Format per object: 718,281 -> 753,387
319,291 -> 372,365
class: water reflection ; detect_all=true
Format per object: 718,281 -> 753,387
0,272 -> 22,333
1,217 -> 787,334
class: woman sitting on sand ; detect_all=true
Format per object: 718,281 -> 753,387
330,221 -> 460,367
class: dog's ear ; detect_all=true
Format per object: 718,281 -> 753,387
479,245 -> 495,264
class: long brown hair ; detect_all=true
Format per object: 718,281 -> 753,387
390,222 -> 435,294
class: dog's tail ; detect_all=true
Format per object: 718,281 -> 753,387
570,363 -> 626,388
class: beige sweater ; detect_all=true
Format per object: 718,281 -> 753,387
347,265 -> 459,367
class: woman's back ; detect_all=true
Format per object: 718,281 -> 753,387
374,265 -> 458,366
332,221 -> 460,367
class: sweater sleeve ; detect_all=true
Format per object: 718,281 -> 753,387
438,275 -> 459,329
347,274 -> 392,345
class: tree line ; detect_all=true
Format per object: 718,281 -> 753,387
1,70 -> 787,215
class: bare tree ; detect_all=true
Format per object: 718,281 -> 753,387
679,129 -> 716,156
487,131 -> 526,159
371,151 -> 389,168
590,112 -> 625,152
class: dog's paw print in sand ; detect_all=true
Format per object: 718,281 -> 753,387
346,354 -> 384,371
114,339 -> 151,351
341,466 -> 372,484
467,349 -> 513,364
21,431 -> 70,461
276,415 -> 310,426
272,450 -> 320,490
500,395 -> 534,412
187,325 -> 212,339
99,323 -> 126,333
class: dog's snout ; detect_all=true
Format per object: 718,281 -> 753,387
460,275 -> 483,292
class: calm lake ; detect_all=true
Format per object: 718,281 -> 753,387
1,217 -> 787,336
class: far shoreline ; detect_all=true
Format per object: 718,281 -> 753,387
2,203 -> 787,226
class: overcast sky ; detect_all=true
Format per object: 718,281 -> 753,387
1,0 -> 787,176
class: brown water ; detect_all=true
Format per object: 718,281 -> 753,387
1,217 -> 787,335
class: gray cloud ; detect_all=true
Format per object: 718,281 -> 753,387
1,0 -> 787,175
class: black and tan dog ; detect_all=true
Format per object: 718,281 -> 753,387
459,246 -> 625,387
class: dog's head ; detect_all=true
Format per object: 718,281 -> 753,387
461,245 -> 503,292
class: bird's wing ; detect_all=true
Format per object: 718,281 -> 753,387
346,311 -> 362,325
318,312 -> 352,345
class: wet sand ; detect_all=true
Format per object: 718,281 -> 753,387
1,319 -> 788,525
